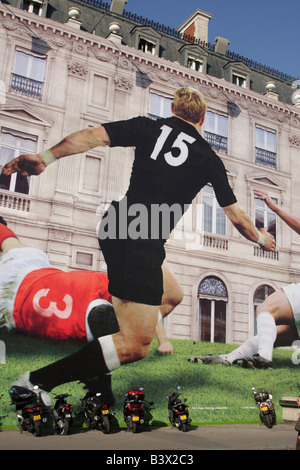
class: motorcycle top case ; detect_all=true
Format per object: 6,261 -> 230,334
254,392 -> 269,402
127,390 -> 145,400
9,386 -> 38,406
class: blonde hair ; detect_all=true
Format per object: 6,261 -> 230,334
173,87 -> 207,124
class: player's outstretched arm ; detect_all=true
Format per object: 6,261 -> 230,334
223,202 -> 276,251
2,126 -> 110,177
254,189 -> 300,236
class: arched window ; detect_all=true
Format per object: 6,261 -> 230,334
198,276 -> 228,343
253,285 -> 275,334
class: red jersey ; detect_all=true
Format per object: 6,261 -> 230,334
13,268 -> 112,341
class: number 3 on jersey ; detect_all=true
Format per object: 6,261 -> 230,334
150,125 -> 196,167
33,288 -> 73,319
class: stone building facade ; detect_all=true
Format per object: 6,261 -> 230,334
0,0 -> 300,344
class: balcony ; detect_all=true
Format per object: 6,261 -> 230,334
0,190 -> 31,212
205,131 -> 227,153
10,74 -> 43,99
255,147 -> 276,169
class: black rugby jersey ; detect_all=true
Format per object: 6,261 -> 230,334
103,116 -> 236,209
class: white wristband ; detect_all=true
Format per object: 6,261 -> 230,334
257,231 -> 265,247
39,149 -> 57,166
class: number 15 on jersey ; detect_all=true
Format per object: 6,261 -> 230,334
150,125 -> 196,167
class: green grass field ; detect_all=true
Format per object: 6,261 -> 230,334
0,328 -> 299,428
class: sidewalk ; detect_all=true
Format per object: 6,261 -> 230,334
0,422 -> 297,451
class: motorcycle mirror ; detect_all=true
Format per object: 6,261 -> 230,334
139,387 -> 144,391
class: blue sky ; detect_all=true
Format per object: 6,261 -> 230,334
124,0 -> 299,79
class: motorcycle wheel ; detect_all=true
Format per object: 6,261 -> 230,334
83,412 -> 94,429
175,417 -> 181,429
61,418 -> 70,435
101,415 -> 111,434
181,422 -> 188,432
95,414 -> 111,434
33,421 -> 41,437
263,413 -> 273,428
132,421 -> 138,433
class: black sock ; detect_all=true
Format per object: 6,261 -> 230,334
30,339 -> 109,391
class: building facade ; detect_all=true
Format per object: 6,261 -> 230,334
0,0 -> 300,344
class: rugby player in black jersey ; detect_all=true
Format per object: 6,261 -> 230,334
3,87 -> 276,398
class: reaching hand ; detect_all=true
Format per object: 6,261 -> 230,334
260,227 -> 276,251
254,189 -> 277,212
156,340 -> 174,355
2,154 -> 46,176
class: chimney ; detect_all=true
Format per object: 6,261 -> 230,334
177,9 -> 212,44
110,0 -> 128,15
215,37 -> 230,55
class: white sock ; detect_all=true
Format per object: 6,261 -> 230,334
257,311 -> 277,361
98,335 -> 121,371
220,336 -> 259,363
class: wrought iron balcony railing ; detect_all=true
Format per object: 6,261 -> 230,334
10,74 -> 43,99
205,131 -> 228,153
255,147 -> 276,168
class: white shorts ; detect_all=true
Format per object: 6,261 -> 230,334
0,247 -> 51,330
281,283 -> 300,337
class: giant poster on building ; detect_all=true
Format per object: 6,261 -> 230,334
0,0 -> 300,437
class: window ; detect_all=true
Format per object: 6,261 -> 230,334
22,0 -> 43,15
205,111 -> 228,153
232,73 -> 246,88
255,196 -> 277,240
198,276 -> 227,343
202,185 -> 226,235
187,57 -> 203,72
0,130 -> 37,194
11,50 -> 46,99
138,38 -> 156,55
255,126 -> 276,168
149,92 -> 173,120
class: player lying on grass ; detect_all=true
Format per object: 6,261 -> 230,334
189,189 -> 300,369
0,217 -> 174,404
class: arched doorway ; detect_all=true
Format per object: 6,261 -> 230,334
198,276 -> 228,343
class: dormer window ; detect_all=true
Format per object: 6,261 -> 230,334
131,26 -> 162,57
223,61 -> 251,89
232,73 -> 246,88
187,57 -> 203,72
139,38 -> 156,56
178,44 -> 207,74
23,0 -> 43,16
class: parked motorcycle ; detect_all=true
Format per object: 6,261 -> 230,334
52,392 -> 73,435
9,385 -> 44,436
252,386 -> 276,428
81,392 -> 114,434
167,386 -> 191,432
123,388 -> 146,433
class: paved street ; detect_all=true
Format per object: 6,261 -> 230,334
0,422 -> 297,452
